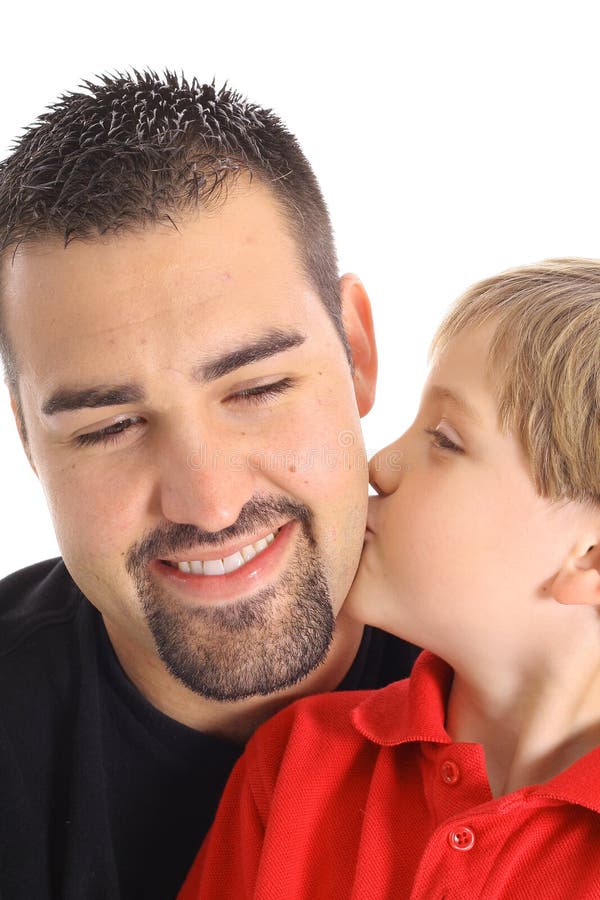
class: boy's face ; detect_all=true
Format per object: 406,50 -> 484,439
351,325 -> 594,665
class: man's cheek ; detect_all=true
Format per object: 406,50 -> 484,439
46,468 -> 143,558
280,446 -> 360,495
298,418 -> 365,481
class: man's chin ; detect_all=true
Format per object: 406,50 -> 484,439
142,569 -> 335,702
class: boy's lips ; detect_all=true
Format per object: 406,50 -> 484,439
365,511 -> 377,535
366,494 -> 385,537
149,520 -> 297,604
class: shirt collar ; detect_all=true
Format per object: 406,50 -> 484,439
352,650 -> 600,817
535,748 -> 600,814
352,651 -> 453,747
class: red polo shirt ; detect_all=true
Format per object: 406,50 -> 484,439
179,652 -> 600,899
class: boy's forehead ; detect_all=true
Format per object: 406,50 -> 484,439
429,325 -> 489,377
425,325 -> 499,423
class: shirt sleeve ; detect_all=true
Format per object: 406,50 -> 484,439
177,748 -> 265,899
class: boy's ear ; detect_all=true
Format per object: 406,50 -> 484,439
551,538 -> 600,607
339,273 -> 378,417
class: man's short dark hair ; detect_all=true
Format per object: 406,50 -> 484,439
0,69 -> 350,395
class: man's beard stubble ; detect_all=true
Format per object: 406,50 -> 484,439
125,497 -> 335,701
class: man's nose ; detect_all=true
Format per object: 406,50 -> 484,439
368,438 -> 404,496
156,426 -> 257,533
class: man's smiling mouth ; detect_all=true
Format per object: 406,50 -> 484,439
161,528 -> 281,576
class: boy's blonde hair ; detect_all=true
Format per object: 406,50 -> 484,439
432,259 -> 600,505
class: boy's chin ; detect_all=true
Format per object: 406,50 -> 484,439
344,574 -> 396,632
344,573 -> 425,646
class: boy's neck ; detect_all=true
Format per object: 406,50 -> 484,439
445,626 -> 600,797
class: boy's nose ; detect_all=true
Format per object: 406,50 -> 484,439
368,439 -> 403,496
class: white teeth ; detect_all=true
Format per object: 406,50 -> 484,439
175,528 -> 279,575
223,551 -> 245,574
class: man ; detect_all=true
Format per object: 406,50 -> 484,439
0,71 -> 419,900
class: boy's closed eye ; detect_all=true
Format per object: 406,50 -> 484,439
425,419 -> 465,453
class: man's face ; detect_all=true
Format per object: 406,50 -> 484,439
4,183 -> 375,700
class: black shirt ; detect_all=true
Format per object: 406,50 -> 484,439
0,559 -> 420,900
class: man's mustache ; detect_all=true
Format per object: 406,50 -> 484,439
126,494 -> 314,574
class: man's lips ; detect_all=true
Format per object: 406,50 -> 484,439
149,520 -> 296,603
158,524 -> 284,570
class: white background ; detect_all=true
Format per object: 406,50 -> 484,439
2,1 -> 600,577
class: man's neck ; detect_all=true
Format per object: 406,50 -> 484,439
104,611 -> 365,743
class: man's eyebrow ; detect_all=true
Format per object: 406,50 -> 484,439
41,385 -> 146,416
193,329 -> 307,383
427,385 -> 482,424
41,329 -> 306,415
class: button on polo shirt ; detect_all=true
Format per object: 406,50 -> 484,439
440,759 -> 460,785
447,825 -> 475,851
181,652 -> 600,900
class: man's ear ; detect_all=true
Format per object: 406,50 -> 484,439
551,538 -> 600,607
8,388 -> 36,474
339,273 -> 378,417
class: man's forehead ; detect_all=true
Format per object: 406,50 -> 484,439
1,239 -> 339,415
1,189 -> 314,341
2,179 -> 301,283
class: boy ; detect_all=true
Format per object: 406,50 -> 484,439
180,259 -> 600,898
